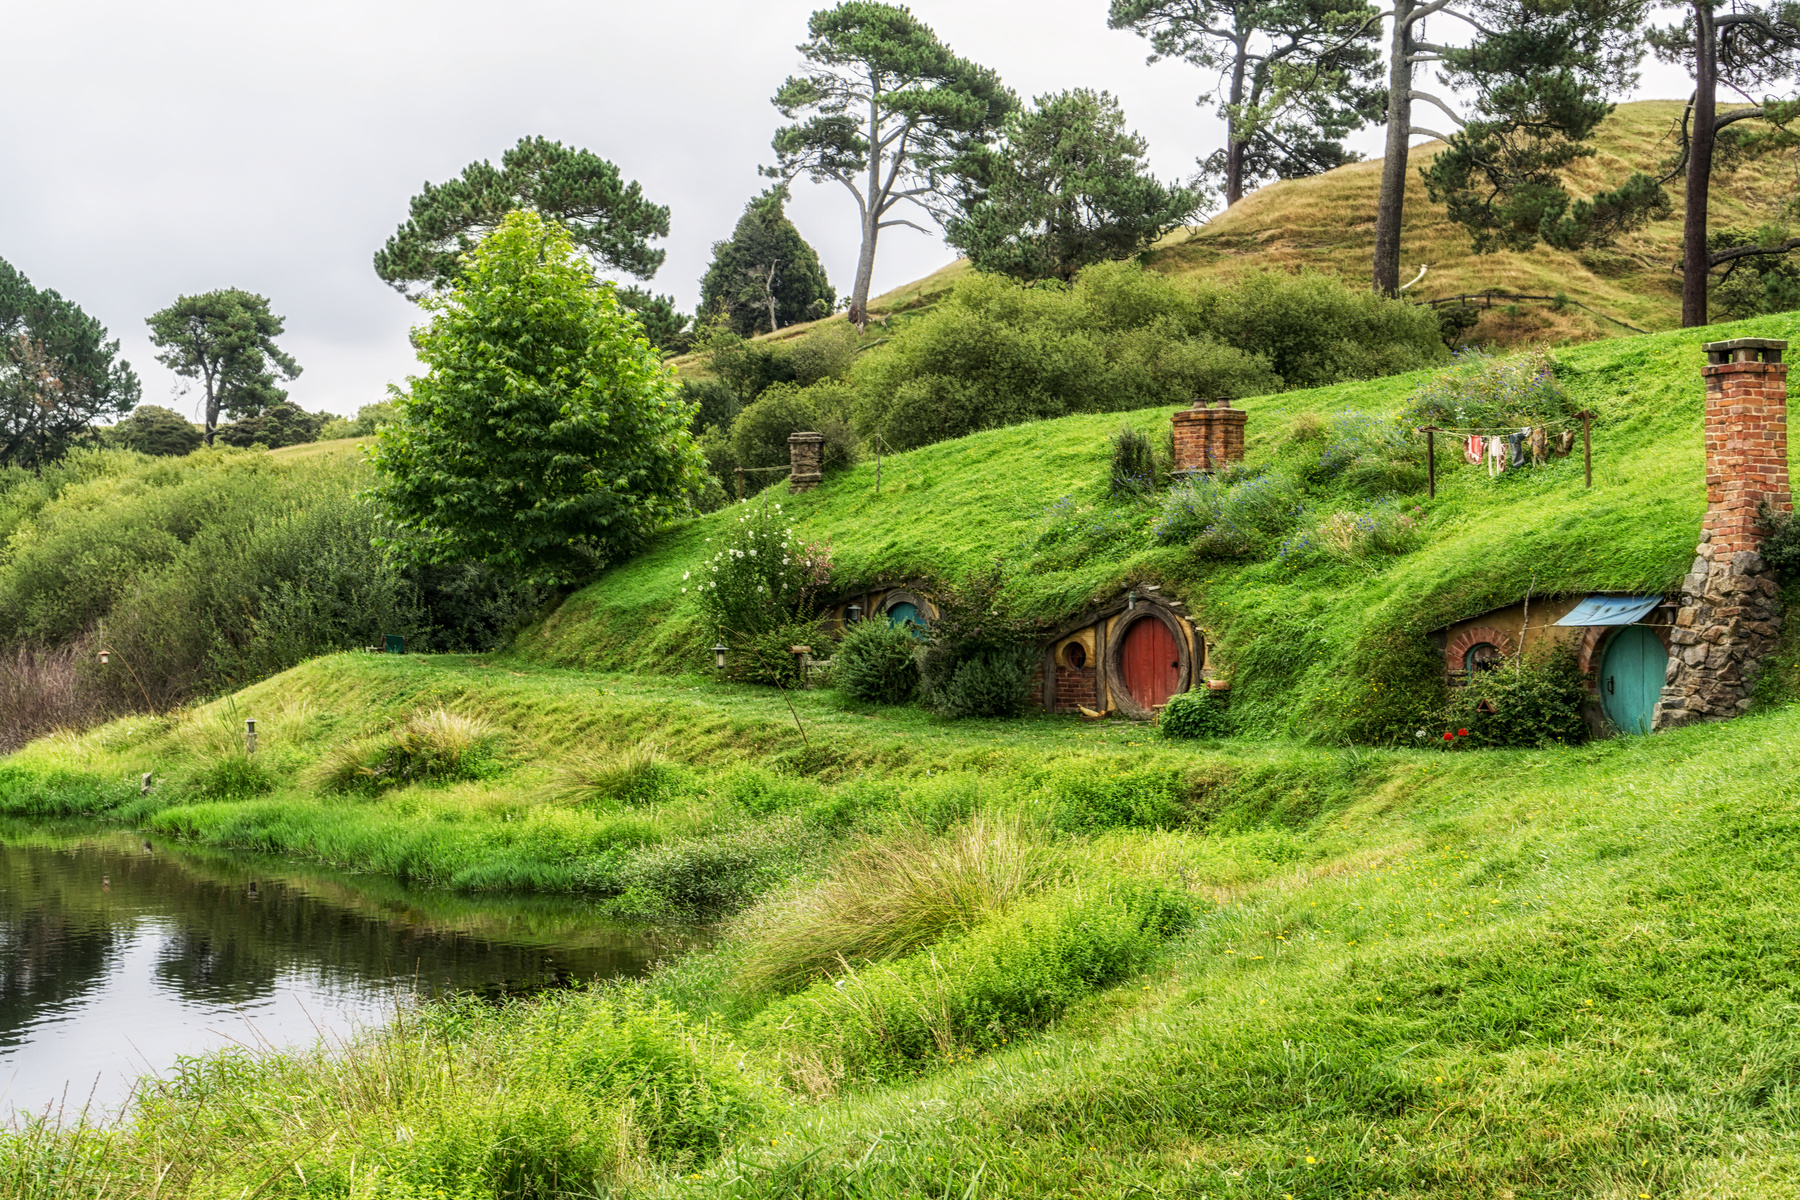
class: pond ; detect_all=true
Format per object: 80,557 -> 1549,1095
0,826 -> 684,1118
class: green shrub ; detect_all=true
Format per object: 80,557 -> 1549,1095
693,500 -> 832,682
1151,466 -> 1305,557
934,648 -> 1034,718
185,753 -> 276,800
851,268 -> 1279,452
606,824 -> 804,918
833,617 -> 921,704
1157,689 -> 1232,739
748,883 -> 1192,1080
1275,501 -> 1426,569
726,380 -> 858,493
1759,501 -> 1800,582
679,377 -> 740,434
1447,643 -> 1589,747
1109,425 -> 1158,496
1404,347 -> 1576,431
917,565 -> 1038,718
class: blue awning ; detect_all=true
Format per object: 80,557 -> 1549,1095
1553,595 -> 1663,627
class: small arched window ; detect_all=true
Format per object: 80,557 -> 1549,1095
1063,642 -> 1087,669
1464,642 -> 1503,676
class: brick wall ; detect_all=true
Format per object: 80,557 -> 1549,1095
1052,665 -> 1098,712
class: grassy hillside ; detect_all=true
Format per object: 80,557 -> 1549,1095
9,646 -> 1800,1194
836,100 -> 1790,351
518,310 -> 1800,740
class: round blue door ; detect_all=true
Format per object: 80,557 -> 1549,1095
1600,626 -> 1667,735
887,601 -> 924,636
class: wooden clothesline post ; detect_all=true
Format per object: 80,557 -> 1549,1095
1575,410 -> 1593,488
1420,425 -> 1441,498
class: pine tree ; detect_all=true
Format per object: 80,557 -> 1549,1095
698,188 -> 836,336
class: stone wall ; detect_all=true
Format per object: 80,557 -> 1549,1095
1654,338 -> 1790,729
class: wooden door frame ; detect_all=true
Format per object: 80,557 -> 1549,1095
1104,607 -> 1193,720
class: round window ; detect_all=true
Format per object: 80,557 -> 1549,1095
1063,642 -> 1087,669
1464,642 -> 1503,675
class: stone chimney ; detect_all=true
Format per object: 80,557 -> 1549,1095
787,431 -> 824,493
1171,397 -> 1248,475
1654,337 -> 1789,729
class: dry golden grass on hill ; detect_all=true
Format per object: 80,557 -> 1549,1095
820,100 -> 1798,350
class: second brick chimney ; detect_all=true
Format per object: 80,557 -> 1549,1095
1654,337 -> 1790,729
1171,398 -> 1247,475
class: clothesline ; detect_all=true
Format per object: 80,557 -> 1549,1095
1415,417 -> 1589,435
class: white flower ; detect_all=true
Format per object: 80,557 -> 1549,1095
683,571 -> 690,580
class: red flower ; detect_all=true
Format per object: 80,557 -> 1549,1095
1457,728 -> 1468,737
1442,731 -> 1453,741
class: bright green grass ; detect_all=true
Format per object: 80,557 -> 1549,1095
515,311 -> 1800,742
11,685 -> 1800,1195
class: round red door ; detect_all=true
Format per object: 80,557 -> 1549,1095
1120,617 -> 1180,710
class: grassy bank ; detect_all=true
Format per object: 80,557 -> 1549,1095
7,658 -> 1800,1196
520,309 -> 1800,742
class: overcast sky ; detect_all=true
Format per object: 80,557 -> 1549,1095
1,2 -> 1695,419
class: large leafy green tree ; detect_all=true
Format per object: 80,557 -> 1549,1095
1107,0 -> 1385,207
945,90 -> 1204,282
374,136 -> 670,297
699,187 -> 837,335
0,257 -> 141,468
769,2 -> 1015,325
370,211 -> 707,586
145,290 -> 301,446
1369,0 -> 1647,295
1646,3 -> 1800,325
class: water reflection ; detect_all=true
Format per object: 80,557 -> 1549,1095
0,828 -> 682,1115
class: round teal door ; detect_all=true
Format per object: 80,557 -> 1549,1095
1600,626 -> 1667,735
886,601 -> 924,637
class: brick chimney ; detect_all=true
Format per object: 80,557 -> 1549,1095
787,431 -> 824,493
1654,337 -> 1789,729
1171,398 -> 1247,475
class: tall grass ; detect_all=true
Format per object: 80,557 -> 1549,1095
733,810 -> 1061,995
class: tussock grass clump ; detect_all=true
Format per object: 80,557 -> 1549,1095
748,882 -> 1193,1091
549,740 -> 683,808
734,810 -> 1062,995
313,707 -> 500,794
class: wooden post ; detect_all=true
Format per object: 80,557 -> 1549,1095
244,719 -> 257,755
1578,410 -> 1593,487
735,467 -> 744,503
1421,424 -> 1440,498
875,440 -> 882,497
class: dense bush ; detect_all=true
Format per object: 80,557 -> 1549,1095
1446,643 -> 1589,747
0,447 -> 542,714
727,381 -> 858,485
1404,348 -> 1576,431
693,500 -> 832,684
318,401 -> 399,441
316,708 -> 503,795
833,617 -> 921,704
104,405 -> 203,456
1109,425 -> 1159,496
918,566 -> 1038,718
698,321 -> 858,405
850,263 -> 1443,453
1759,501 -> 1800,582
1157,689 -> 1232,739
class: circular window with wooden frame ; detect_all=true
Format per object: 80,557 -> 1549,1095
1104,608 -> 1193,720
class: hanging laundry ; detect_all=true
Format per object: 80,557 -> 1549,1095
1487,435 -> 1507,476
1464,434 -> 1483,464
1508,430 -> 1528,468
1529,426 -> 1548,464
1554,430 -> 1575,457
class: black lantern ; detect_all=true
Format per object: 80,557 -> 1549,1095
713,643 -> 728,671
847,604 -> 862,623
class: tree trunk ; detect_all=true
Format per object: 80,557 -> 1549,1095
848,91 -> 886,330
1372,0 -> 1416,295
1224,41 -> 1251,206
763,262 -> 779,334
1682,2 -> 1717,328
202,370 -> 218,447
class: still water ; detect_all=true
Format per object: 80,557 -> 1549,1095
0,827 -> 681,1117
